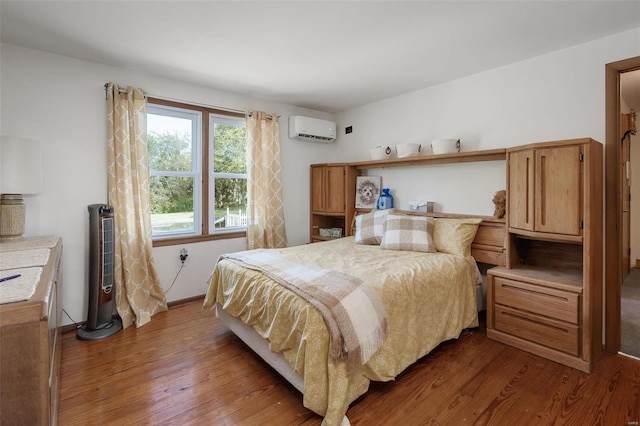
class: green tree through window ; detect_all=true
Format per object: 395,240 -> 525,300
148,131 -> 193,215
210,117 -> 247,229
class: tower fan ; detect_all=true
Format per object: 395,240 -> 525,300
77,204 -> 123,340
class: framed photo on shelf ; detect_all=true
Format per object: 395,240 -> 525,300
356,176 -> 381,209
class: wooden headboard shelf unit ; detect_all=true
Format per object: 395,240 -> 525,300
352,209 -> 506,266
349,148 -> 506,170
312,148 -> 507,261
342,148 -> 508,266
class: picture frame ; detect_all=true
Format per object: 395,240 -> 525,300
356,176 -> 381,209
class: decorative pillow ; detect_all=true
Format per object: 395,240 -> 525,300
432,218 -> 483,257
380,215 -> 436,253
355,208 -> 395,245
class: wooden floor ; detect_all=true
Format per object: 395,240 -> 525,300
59,300 -> 640,425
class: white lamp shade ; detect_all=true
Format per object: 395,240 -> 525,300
0,135 -> 42,195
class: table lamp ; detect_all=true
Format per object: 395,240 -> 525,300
0,136 -> 42,240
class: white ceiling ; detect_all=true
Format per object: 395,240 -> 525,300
1,1 -> 639,113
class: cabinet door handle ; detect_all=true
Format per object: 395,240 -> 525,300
325,169 -> 330,210
540,155 -> 546,226
526,156 -> 530,225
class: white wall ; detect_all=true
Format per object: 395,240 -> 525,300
0,43 -> 339,325
336,28 -> 640,217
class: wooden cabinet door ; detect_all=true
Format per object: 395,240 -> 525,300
311,166 -> 325,213
535,145 -> 582,235
324,166 -> 345,213
508,149 -> 535,232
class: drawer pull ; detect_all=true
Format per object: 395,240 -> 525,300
501,283 -> 569,302
502,310 -> 570,334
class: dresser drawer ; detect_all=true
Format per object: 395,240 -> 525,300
493,277 -> 579,324
494,305 -> 579,356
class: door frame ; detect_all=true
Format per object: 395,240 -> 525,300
604,56 -> 640,353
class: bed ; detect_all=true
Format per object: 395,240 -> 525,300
203,210 -> 505,426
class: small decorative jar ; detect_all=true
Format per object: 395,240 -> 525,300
377,188 -> 394,210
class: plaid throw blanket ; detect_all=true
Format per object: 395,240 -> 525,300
219,249 -> 388,369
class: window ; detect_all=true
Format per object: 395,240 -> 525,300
147,98 -> 247,245
209,115 -> 247,232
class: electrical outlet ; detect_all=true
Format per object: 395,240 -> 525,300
179,248 -> 188,263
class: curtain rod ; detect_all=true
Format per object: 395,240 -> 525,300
103,83 -> 280,119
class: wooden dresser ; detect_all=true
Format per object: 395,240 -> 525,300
486,138 -> 603,373
0,237 -> 63,425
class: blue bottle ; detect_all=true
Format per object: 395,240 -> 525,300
377,188 -> 394,210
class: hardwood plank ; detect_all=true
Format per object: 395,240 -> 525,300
58,300 -> 640,425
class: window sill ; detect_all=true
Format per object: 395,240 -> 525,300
152,231 -> 246,247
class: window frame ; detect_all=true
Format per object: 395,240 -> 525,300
147,97 -> 247,247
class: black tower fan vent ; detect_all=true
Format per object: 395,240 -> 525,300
77,204 -> 123,340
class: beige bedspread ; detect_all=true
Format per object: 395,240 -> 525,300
203,237 -> 479,426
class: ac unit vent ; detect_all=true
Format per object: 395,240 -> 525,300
297,133 -> 335,142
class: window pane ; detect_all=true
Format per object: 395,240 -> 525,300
148,113 -> 194,172
150,175 -> 195,234
213,122 -> 246,174
213,177 -> 247,229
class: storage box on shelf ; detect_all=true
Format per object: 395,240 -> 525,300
486,138 -> 603,373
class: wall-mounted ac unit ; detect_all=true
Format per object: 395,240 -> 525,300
289,115 -> 336,143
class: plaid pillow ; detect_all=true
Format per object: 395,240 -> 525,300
355,208 -> 395,245
380,215 -> 436,253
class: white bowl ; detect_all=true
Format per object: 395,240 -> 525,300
396,143 -> 421,158
431,139 -> 460,155
370,146 -> 392,160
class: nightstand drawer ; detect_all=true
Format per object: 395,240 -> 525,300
494,305 -> 579,356
493,277 -> 579,324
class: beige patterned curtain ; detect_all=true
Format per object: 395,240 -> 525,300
106,83 -> 167,328
246,111 -> 288,249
